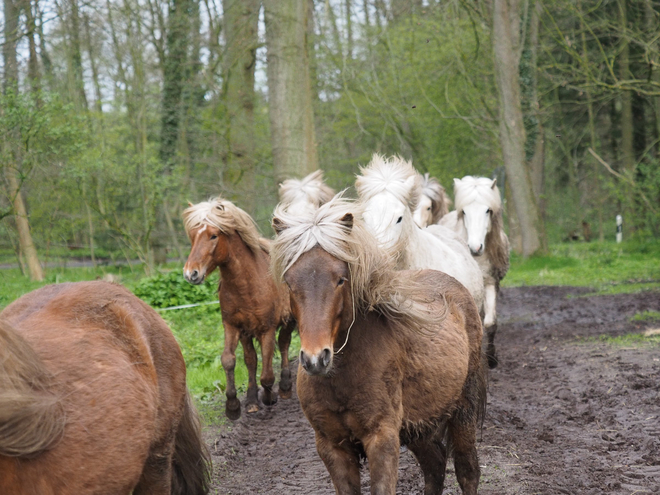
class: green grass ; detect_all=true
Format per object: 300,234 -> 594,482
585,333 -> 660,346
631,310 -> 660,322
503,240 -> 660,295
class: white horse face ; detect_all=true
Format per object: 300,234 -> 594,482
413,194 -> 433,228
362,192 -> 408,250
461,202 -> 492,256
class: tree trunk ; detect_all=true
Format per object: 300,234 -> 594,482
222,0 -> 259,213
619,0 -> 634,173
492,0 -> 542,257
264,0 -> 319,183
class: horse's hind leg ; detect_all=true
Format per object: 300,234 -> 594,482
221,322 -> 241,420
241,335 -> 260,413
133,451 -> 173,495
258,330 -> 277,406
448,419 -> 480,495
408,434 -> 448,495
277,321 -> 294,399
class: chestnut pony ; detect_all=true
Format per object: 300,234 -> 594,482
0,281 -> 210,495
271,196 -> 486,495
183,197 -> 295,420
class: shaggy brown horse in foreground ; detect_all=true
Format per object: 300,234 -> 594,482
271,196 -> 487,495
0,281 -> 210,495
183,197 -> 296,420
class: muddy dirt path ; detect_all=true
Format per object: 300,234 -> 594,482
207,287 -> 660,494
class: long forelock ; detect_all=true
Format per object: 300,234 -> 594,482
182,198 -> 265,254
454,176 -> 502,212
279,170 -> 335,210
356,154 -> 420,210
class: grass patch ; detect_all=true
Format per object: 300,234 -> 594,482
631,310 -> 660,322
588,333 -> 660,347
503,240 -> 660,295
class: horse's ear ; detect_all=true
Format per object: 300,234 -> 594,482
338,213 -> 354,232
187,201 -> 193,207
453,177 -> 461,187
272,217 -> 288,235
491,178 -> 497,189
403,175 -> 417,194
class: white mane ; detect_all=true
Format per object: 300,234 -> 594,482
278,170 -> 335,214
355,154 -> 420,209
454,176 -> 502,213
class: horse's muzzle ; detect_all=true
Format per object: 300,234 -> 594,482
184,268 -> 205,285
300,348 -> 332,376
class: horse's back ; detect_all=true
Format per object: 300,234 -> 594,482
0,282 -> 187,495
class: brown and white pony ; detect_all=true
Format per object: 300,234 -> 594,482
271,196 -> 486,495
0,281 -> 210,495
278,169 -> 335,216
182,198 -> 295,420
413,172 -> 452,228
440,176 -> 510,368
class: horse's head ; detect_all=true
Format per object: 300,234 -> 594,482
356,156 -> 419,252
413,192 -> 434,229
272,211 -> 356,377
454,177 -> 499,256
183,223 -> 227,284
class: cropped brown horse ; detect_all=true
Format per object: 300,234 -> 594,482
183,197 -> 295,420
271,196 -> 486,495
0,281 -> 210,495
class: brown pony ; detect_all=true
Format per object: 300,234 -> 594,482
271,196 -> 486,495
0,281 -> 210,495
183,197 -> 295,420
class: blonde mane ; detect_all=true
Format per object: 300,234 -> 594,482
278,170 -> 335,210
454,176 -> 502,213
419,172 -> 452,222
0,319 -> 65,457
271,195 -> 443,334
182,197 -> 269,254
355,154 -> 421,211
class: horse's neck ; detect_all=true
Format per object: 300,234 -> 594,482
219,233 -> 268,289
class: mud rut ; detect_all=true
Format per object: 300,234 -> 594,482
206,287 -> 660,494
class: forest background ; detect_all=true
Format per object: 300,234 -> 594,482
1,0 -> 660,280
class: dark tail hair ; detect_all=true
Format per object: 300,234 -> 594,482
0,320 -> 65,457
171,392 -> 212,495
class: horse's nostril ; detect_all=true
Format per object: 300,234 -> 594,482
321,348 -> 332,367
300,351 -> 310,370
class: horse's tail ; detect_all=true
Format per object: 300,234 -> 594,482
0,319 -> 65,457
171,391 -> 212,495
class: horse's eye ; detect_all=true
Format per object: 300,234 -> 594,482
337,278 -> 346,287
427,207 -> 431,211
396,216 -> 403,224
486,208 -> 491,214
210,235 -> 218,240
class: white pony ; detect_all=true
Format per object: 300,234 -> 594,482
356,155 -> 484,311
278,170 -> 335,216
413,172 -> 452,228
440,176 -> 510,368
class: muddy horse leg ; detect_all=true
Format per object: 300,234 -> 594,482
221,322 -> 241,420
315,433 -> 361,494
408,433 -> 448,495
448,419 -> 480,495
258,330 -> 277,406
363,425 -> 400,494
241,335 -> 260,413
277,321 -> 294,399
484,283 -> 498,368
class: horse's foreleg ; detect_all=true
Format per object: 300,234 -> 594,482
408,434 -> 447,495
133,451 -> 173,495
448,419 -> 480,495
483,283 -> 498,368
315,433 -> 361,495
258,330 -> 277,406
241,335 -> 260,413
221,323 -> 241,420
363,425 -> 400,495
277,321 -> 294,399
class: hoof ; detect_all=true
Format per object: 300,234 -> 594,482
260,387 -> 278,406
487,353 -> 499,369
279,389 -> 292,400
225,398 -> 241,421
246,402 -> 260,414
